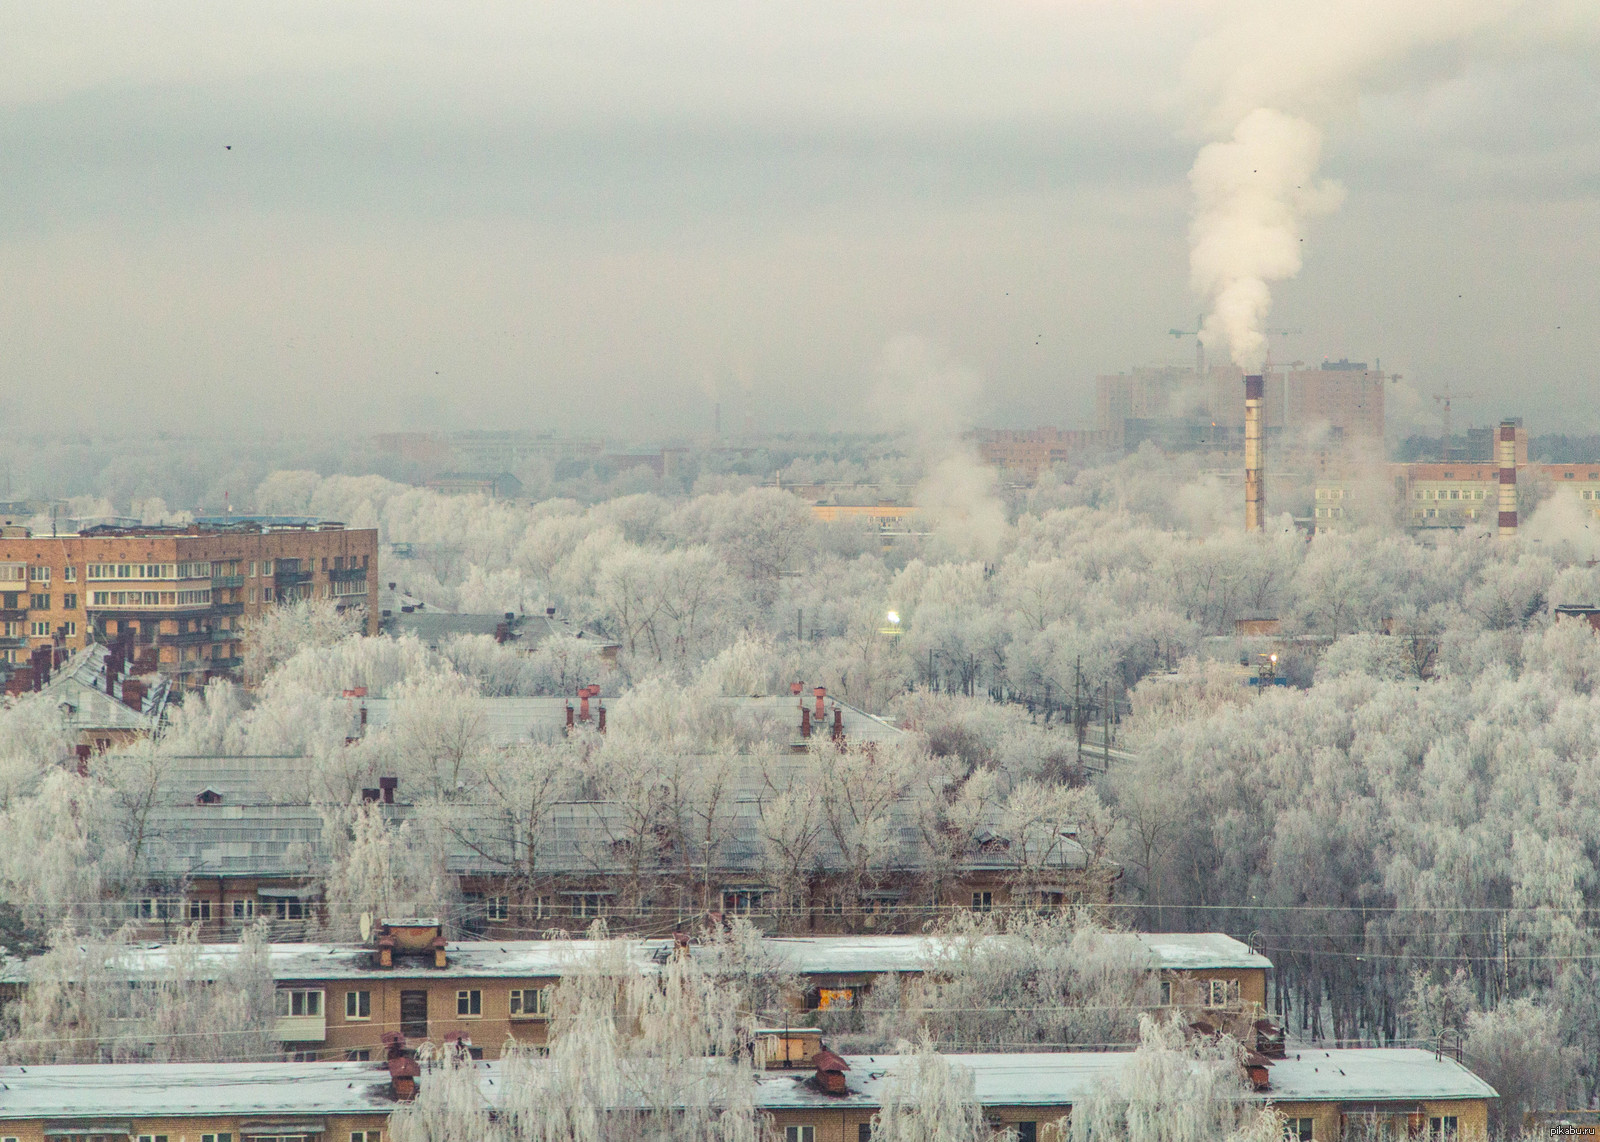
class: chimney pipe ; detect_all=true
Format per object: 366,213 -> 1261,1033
1244,374 -> 1265,532
1498,420 -> 1519,538
800,706 -> 811,738
379,776 -> 397,804
579,687 -> 591,721
814,686 -> 826,718
597,705 -> 606,733
832,706 -> 843,743
566,703 -> 575,730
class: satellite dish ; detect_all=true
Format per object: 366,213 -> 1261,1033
360,912 -> 373,942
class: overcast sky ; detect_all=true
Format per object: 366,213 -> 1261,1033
1,1 -> 1597,440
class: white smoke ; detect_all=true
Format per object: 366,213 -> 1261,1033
1184,0 -> 1597,371
869,335 -> 1009,561
1190,109 -> 1343,370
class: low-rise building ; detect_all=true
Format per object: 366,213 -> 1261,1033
0,928 -> 1270,1062
0,1047 -> 1497,1141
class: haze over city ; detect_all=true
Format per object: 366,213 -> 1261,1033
8,5 -> 1600,1140
1,1 -> 1598,437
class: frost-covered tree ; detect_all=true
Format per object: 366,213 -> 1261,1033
1066,1015 -> 1281,1142
1,921 -> 276,1063
390,932 -> 767,1142
320,801 -> 457,939
869,1035 -> 991,1142
1466,1000 -> 1580,1135
242,597 -> 364,683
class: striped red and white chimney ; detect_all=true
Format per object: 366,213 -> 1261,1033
1244,375 -> 1265,532
1497,420 -> 1518,538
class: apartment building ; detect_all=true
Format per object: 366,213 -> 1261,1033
0,1047 -> 1497,1141
0,519 -> 377,682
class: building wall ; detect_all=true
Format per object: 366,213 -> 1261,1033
294,973 -> 561,1059
0,1110 -> 391,1142
1272,1097 -> 1490,1142
0,526 -> 377,679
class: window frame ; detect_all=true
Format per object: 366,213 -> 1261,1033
346,989 -> 372,1020
510,987 -> 551,1019
457,988 -> 483,1017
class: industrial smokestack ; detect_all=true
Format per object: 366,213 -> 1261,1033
1244,374 -> 1265,532
1497,420 -> 1518,539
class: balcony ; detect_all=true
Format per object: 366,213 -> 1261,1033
212,629 -> 238,642
158,629 -> 216,647
328,567 -> 368,583
214,602 -> 244,616
210,655 -> 243,670
0,609 -> 25,623
212,575 -> 244,589
0,636 -> 26,650
273,569 -> 312,586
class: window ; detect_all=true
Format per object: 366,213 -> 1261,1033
815,987 -> 855,1010
272,897 -> 307,920
249,588 -> 257,603
510,987 -> 551,1018
1428,1117 -> 1457,1140
232,898 -> 256,920
178,561 -> 213,579
250,561 -> 258,577
722,888 -> 771,915
1284,1118 -> 1313,1142
321,557 -> 328,570
29,565 -> 49,582
457,989 -> 482,1016
569,893 -> 607,918
187,899 -> 212,921
203,1136 -> 234,1142
1015,1125 -> 1038,1142
275,989 -> 323,1017
262,560 -> 274,576
30,594 -> 50,610
487,895 -> 509,921
1160,980 -> 1172,1006
860,1126 -> 873,1142
29,621 -> 49,636
971,891 -> 993,912
63,565 -> 77,582
264,587 -> 275,602
347,1049 -> 372,1061
62,593 -> 77,609
1205,979 -> 1240,1008
352,1133 -> 383,1142
290,1048 -> 320,1061
136,1135 -> 169,1141
334,556 -> 345,570
786,1129 -> 816,1142
346,989 -> 372,1019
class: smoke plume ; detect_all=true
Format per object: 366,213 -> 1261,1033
1190,109 -> 1343,370
870,335 -> 1008,561
1184,0 -> 1595,371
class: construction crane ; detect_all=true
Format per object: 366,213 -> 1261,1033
1169,316 -> 1205,374
1432,387 -> 1475,462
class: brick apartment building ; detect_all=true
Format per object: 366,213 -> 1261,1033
0,518 -> 377,685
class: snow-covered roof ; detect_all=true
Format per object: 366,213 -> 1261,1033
0,933 -> 1265,986
0,1060 -> 396,1121
738,1049 -> 1495,1109
40,644 -> 169,733
1130,933 -> 1272,971
0,1050 -> 1494,1123
1262,1049 -> 1500,1102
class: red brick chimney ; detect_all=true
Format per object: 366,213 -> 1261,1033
814,686 -> 826,718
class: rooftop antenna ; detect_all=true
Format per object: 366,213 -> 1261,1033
1169,316 -> 1205,374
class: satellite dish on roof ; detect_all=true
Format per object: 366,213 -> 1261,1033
360,912 -> 373,942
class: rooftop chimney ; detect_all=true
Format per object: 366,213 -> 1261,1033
1244,374 -> 1265,532
379,776 -> 398,804
1498,420 -> 1519,539
800,706 -> 811,738
832,706 -> 844,743
813,686 -> 826,718
811,1049 -> 851,1095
